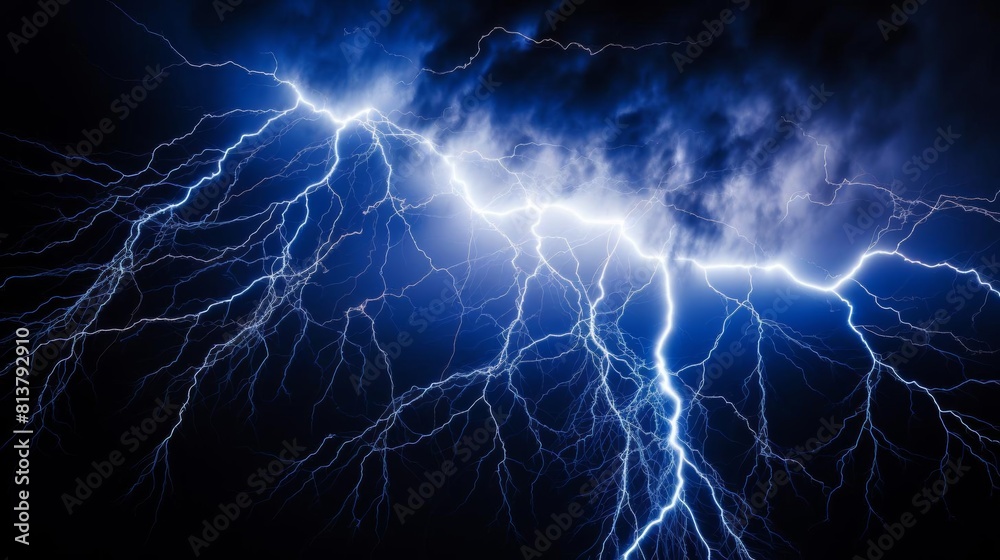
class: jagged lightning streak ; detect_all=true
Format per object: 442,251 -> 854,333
5,7 -> 1000,560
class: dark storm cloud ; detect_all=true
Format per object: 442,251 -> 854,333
107,0 -> 999,262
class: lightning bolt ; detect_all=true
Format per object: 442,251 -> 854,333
5,5 -> 1000,559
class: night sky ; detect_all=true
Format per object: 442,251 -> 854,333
3,1 -> 1000,559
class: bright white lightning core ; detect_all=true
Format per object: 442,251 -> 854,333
9,17 -> 1000,560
